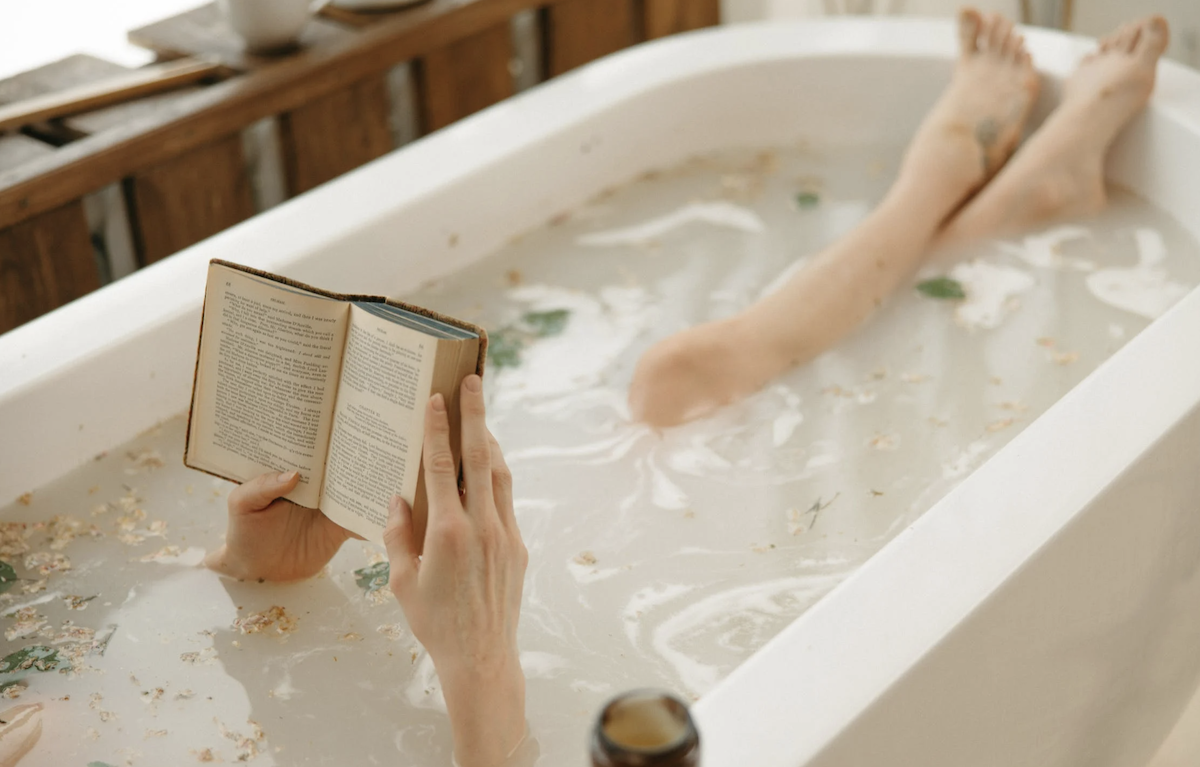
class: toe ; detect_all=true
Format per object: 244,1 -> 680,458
976,12 -> 995,52
987,15 -> 1011,53
1137,15 -> 1171,60
1116,22 -> 1136,53
958,8 -> 982,55
960,8 -> 979,55
1004,32 -> 1024,60
1019,49 -> 1036,79
1107,23 -> 1127,52
1125,23 -> 1143,53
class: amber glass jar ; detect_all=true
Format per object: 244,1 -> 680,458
589,689 -> 700,767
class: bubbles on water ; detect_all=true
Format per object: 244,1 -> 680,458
644,574 -> 847,697
576,201 -> 766,247
1086,228 -> 1191,319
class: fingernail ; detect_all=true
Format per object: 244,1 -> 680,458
277,471 -> 297,483
431,393 -> 446,412
388,495 -> 401,523
464,374 -> 482,393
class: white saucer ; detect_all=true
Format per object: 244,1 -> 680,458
329,0 -> 429,10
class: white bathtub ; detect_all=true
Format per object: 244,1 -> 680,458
2,18 -> 1200,767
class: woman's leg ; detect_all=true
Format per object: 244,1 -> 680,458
629,9 -> 1039,427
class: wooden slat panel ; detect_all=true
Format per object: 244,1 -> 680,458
65,85 -> 206,135
644,0 -> 719,39
126,134 -> 254,264
278,74 -> 392,195
0,201 -> 98,333
0,55 -> 127,105
0,134 -> 55,171
0,59 -> 222,133
0,53 -> 207,159
544,0 -> 637,77
0,54 -> 134,144
420,21 -> 514,132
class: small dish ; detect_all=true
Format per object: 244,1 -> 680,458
329,0 -> 429,10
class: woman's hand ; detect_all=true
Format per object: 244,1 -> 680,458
384,375 -> 529,767
0,703 -> 42,767
205,471 -> 359,582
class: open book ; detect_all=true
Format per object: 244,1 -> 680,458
185,260 -> 485,546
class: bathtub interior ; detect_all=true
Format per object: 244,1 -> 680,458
2,18 -> 1200,767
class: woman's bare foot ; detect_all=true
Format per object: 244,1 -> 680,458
941,15 -> 1170,244
629,315 -> 768,428
900,8 -> 1041,208
629,9 -> 1039,428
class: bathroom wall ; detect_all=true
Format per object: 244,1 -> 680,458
1072,0 -> 1199,68
722,0 -> 1200,68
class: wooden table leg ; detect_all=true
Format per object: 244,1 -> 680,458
544,0 -> 638,77
0,201 -> 98,333
279,74 -> 393,196
419,21 -> 515,133
644,0 -> 720,39
125,133 -> 255,265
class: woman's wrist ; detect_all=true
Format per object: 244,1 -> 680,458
436,653 -> 526,767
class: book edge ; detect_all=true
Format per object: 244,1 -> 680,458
209,259 -> 489,378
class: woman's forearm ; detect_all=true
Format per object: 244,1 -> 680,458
438,655 -> 527,767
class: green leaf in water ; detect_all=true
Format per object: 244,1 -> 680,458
795,191 -> 820,209
0,645 -> 69,691
520,309 -> 570,337
486,309 -> 572,371
0,561 -> 16,594
487,328 -> 526,370
916,277 -> 966,300
354,562 -> 390,595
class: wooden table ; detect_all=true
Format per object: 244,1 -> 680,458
0,0 -> 719,334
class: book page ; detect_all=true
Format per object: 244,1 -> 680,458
187,264 -> 349,507
320,304 -> 436,543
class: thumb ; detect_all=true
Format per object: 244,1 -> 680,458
383,495 -> 419,602
228,471 -> 300,514
0,702 -> 42,762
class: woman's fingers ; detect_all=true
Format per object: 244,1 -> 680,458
228,471 -> 299,515
487,430 -> 517,532
0,702 -> 43,766
383,496 -> 419,602
489,429 -> 528,575
458,375 -> 495,518
423,393 -> 461,527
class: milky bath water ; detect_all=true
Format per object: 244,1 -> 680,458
2,145 -> 1197,766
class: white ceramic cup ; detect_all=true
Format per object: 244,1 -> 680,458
217,0 -> 328,54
